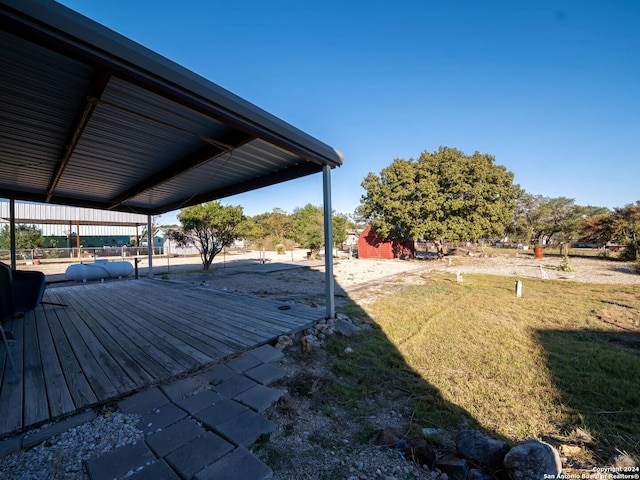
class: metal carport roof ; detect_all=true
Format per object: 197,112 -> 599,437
0,0 -> 341,317
0,0 -> 342,216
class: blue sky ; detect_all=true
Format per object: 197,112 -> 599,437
57,0 -> 640,224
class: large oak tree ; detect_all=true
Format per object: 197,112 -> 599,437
359,147 -> 522,242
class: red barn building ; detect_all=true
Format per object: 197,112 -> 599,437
357,226 -> 415,259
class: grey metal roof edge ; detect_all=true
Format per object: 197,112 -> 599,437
1,0 -> 343,168
0,200 -> 148,225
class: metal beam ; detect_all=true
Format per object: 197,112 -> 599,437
323,165 -> 335,319
1,159 -> 322,216
155,161 -> 323,214
108,129 -> 254,210
46,70 -> 111,202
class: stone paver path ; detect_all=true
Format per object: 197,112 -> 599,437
0,344 -> 286,480
86,344 -> 285,480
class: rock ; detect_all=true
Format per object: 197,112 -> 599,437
611,453 -> 638,468
275,335 -> 293,350
468,468 -> 493,480
558,444 -> 582,456
404,436 -> 437,468
370,427 -> 402,447
344,347 -> 353,354
569,427 -> 593,444
455,430 -> 509,470
334,319 -> 361,337
434,455 -> 468,480
503,439 -> 562,480
300,335 -> 315,353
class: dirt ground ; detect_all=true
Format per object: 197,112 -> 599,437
163,251 -> 640,309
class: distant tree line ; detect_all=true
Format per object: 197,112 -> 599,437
357,146 -> 640,261
6,145 -> 639,269
168,202 -> 353,270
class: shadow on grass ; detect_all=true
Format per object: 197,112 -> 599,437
254,264 -> 513,479
330,301 -> 483,434
535,328 -> 640,461
172,259 -> 638,469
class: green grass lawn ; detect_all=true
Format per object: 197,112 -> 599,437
333,273 -> 640,464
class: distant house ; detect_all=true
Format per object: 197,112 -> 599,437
357,226 -> 415,260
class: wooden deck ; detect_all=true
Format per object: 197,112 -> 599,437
0,279 -> 323,437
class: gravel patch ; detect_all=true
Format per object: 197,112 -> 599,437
0,412 -> 142,480
254,351 -> 443,480
436,254 -> 640,285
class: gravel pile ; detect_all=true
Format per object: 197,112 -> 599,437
0,412 -> 142,480
253,349 -> 446,480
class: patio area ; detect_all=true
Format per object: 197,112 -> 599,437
0,278 -> 323,437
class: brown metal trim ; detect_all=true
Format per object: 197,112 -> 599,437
107,129 -> 255,210
154,161 -> 323,214
46,69 -> 111,202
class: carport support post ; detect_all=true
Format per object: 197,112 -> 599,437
147,215 -> 153,278
9,198 -> 16,269
323,165 -> 336,319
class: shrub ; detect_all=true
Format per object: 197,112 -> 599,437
559,255 -> 575,272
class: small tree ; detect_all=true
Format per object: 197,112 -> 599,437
237,216 -> 264,250
578,203 -> 640,261
0,224 -> 44,250
171,201 -> 244,270
292,204 -> 324,258
610,202 -> 640,261
332,213 -> 348,248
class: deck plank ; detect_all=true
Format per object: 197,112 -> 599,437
129,288 -> 256,350
49,295 -> 119,403
183,287 -> 322,329
154,288 -> 299,336
90,285 -> 230,362
64,285 -> 190,376
22,306 -> 49,428
60,304 -> 154,389
57,288 -> 175,380
0,316 -> 24,434
46,289 -> 138,395
37,302 -> 76,419
77,287 -> 202,374
45,305 -> 99,409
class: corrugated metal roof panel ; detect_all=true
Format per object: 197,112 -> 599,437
0,28 -> 93,193
125,140 -> 308,210
0,0 -> 341,215
0,201 -> 147,225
